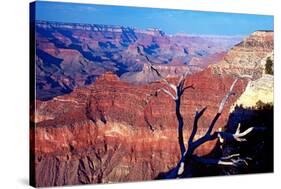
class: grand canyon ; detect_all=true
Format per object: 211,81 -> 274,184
30,20 -> 273,187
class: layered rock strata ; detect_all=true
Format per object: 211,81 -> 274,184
32,70 -> 247,187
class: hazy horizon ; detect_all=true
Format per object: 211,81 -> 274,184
34,1 -> 273,36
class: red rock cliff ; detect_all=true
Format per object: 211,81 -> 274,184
31,69 -> 247,187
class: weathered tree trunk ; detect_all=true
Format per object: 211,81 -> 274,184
175,97 -> 185,156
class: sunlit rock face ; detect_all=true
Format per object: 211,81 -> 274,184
31,70 -> 247,187
210,31 -> 273,79
234,75 -> 273,108
231,50 -> 274,109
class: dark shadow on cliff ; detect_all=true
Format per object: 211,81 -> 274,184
156,102 -> 273,179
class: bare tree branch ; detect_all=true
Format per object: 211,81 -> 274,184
139,45 -> 254,178
192,155 -> 250,167
176,98 -> 186,156
177,69 -> 191,86
178,84 -> 194,96
218,124 -> 254,142
147,60 -> 177,93
190,124 -> 254,152
157,88 -> 177,101
205,113 -> 221,136
163,77 -> 254,178
204,78 -> 239,136
188,107 -> 207,145
138,46 -> 178,94
218,78 -> 238,114
188,78 -> 248,151
139,46 -> 195,157
220,153 -> 240,160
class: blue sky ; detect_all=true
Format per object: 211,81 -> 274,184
34,1 -> 273,36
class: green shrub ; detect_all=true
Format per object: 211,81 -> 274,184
265,57 -> 273,75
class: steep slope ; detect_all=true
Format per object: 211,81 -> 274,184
235,75 -> 273,108
234,53 -> 274,108
211,31 -> 273,79
31,70 -> 248,187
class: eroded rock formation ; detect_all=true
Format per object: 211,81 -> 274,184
211,31 -> 273,79
31,70 -> 247,187
35,21 -> 241,100
31,30 -> 274,187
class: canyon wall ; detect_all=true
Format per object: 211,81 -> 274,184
32,70 -> 247,187
35,21 -> 241,100
31,29 -> 274,187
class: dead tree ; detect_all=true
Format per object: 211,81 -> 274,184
139,49 -> 194,157
164,78 -> 254,178
140,50 -> 254,178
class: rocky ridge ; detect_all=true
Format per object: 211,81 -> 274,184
234,53 -> 274,108
36,21 -> 241,100
211,31 -> 273,79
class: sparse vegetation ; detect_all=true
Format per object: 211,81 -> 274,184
265,57 -> 273,75
256,100 -> 273,110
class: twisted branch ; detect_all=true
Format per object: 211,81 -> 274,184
192,154 -> 251,167
140,46 -> 254,178
188,107 -> 207,145
165,78 -> 254,178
